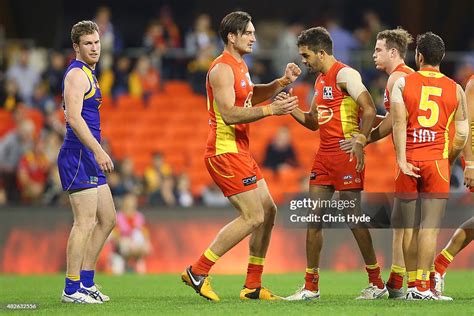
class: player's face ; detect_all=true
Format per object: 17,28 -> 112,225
233,22 -> 256,55
373,39 -> 390,71
299,45 -> 320,73
74,31 -> 101,67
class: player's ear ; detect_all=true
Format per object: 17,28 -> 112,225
73,43 -> 79,54
228,33 -> 235,45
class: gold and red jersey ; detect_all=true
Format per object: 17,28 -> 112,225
205,51 -> 254,158
402,67 -> 458,161
384,63 -> 414,112
314,61 -> 360,153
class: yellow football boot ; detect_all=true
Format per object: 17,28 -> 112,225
181,266 -> 220,302
240,287 -> 282,300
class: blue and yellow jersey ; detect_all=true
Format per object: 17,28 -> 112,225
62,59 -> 102,148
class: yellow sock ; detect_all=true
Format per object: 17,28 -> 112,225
204,248 -> 220,263
366,263 -> 379,270
66,274 -> 80,281
249,256 -> 265,265
441,249 -> 454,262
391,264 -> 406,276
416,269 -> 430,281
306,267 -> 320,274
408,271 -> 417,283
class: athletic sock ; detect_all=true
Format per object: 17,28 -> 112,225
407,271 -> 417,288
244,256 -> 264,289
304,268 -> 319,292
416,269 -> 430,292
65,274 -> 80,295
434,249 -> 454,276
387,264 -> 405,290
366,263 -> 385,289
191,248 -> 220,275
80,270 -> 95,288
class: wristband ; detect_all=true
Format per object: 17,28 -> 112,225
262,105 -> 273,116
277,77 -> 292,87
355,134 -> 367,147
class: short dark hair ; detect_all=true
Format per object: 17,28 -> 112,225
416,32 -> 445,66
71,20 -> 99,44
219,11 -> 252,45
377,27 -> 413,59
297,27 -> 333,55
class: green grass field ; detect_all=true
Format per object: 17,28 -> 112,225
1,271 -> 473,315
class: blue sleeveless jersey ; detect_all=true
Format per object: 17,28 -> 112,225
62,59 -> 102,148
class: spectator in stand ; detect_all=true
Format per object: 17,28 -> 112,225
114,157 -> 141,196
94,6 -> 122,71
186,13 -> 218,94
143,6 -> 182,80
0,119 -> 35,201
129,55 -> 160,101
0,79 -> 23,111
42,51 -> 66,100
201,182 -> 229,207
324,13 -> 359,65
144,152 -> 172,194
263,126 -> 299,172
31,83 -> 56,114
111,55 -> 131,99
175,173 -> 194,207
110,192 -> 152,274
6,46 -> 40,105
272,21 -> 305,78
16,137 -> 50,203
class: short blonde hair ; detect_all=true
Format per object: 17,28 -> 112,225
71,20 -> 99,44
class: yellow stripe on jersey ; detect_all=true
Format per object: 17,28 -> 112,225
340,96 -> 360,139
82,66 -> 96,100
443,110 -> 456,159
213,100 -> 238,155
418,71 -> 444,79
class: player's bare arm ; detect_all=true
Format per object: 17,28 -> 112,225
210,63 -> 299,125
337,67 -> 376,172
368,71 -> 406,143
449,84 -> 469,164
251,63 -> 301,104
391,77 -> 419,178
64,68 -> 113,172
463,79 -> 474,187
291,99 -> 319,131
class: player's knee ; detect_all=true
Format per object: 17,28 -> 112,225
243,211 -> 265,229
74,218 -> 97,233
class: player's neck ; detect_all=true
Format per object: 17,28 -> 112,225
321,56 -> 337,74
224,47 -> 244,62
76,56 -> 96,70
386,59 -> 405,75
420,64 -> 439,71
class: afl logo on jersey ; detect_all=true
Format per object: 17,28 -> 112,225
317,105 -> 333,125
323,86 -> 333,100
241,79 -> 247,88
383,90 -> 388,103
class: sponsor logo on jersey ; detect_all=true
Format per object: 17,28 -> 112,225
343,174 -> 353,180
241,79 -> 247,88
310,172 -> 317,180
242,175 -> 257,186
383,90 -> 388,103
317,105 -> 334,125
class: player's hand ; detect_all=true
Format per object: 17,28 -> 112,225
284,63 -> 302,83
94,148 -> 114,173
340,133 -> 357,153
464,167 -> 474,188
270,94 -> 299,115
274,91 -> 289,101
349,142 -> 365,172
398,161 -> 420,178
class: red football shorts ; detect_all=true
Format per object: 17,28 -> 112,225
205,153 -> 263,197
310,152 -> 364,190
395,159 -> 450,199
